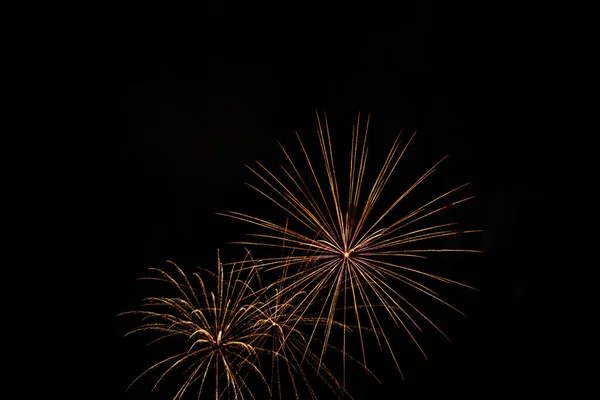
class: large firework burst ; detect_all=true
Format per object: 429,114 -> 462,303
119,252 -> 271,400
219,111 -> 483,381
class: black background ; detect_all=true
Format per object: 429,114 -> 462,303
89,2 -> 577,398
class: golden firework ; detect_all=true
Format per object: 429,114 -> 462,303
219,111 -> 483,381
119,252 -> 271,400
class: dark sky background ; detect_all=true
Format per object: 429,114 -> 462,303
95,3 -> 567,399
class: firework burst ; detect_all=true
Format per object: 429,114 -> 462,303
119,252 -> 271,400
219,111 -> 483,381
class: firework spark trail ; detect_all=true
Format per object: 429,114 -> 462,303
119,252 -> 273,400
219,111 -> 483,382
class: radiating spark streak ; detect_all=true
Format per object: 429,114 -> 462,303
348,260 -> 422,331
364,257 -> 477,289
280,163 -> 337,237
359,260 -> 467,319
369,222 -> 459,245
365,152 -> 445,233
347,267 -> 368,364
249,164 -> 330,236
316,113 -> 344,239
377,196 -> 478,243
383,183 -> 473,234
295,129 -> 339,237
351,262 -> 428,363
314,260 -> 346,366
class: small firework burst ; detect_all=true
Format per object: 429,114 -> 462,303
119,252 -> 270,400
219,111 -> 483,381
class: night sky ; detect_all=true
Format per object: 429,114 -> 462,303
96,3 -> 564,399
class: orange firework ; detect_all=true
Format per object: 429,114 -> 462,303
219,111 -> 483,382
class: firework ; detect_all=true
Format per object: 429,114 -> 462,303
119,252 -> 271,400
219,111 -> 483,381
